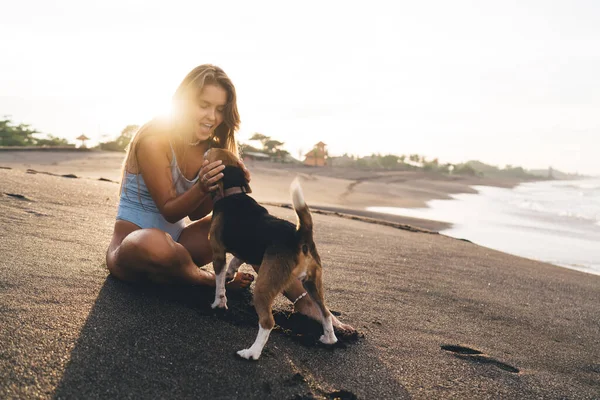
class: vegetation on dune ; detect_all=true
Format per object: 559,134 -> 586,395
97,125 -> 139,152
326,152 -> 575,179
338,152 -> 548,179
0,117 -> 70,147
240,133 -> 291,162
0,117 -> 137,151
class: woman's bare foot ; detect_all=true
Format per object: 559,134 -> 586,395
225,272 -> 254,291
293,295 -> 356,334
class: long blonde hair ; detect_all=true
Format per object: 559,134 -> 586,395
121,64 -> 241,190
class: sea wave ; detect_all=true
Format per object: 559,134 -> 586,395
367,178 -> 600,276
511,179 -> 600,225
515,200 -> 599,223
573,183 -> 600,190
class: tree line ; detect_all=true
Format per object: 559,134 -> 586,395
0,117 -> 69,146
0,117 -> 546,179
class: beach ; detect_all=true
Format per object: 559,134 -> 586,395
0,150 -> 530,232
1,150 -> 599,399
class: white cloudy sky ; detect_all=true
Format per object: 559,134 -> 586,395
1,0 -> 599,174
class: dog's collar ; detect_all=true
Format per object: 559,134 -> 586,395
212,186 -> 247,203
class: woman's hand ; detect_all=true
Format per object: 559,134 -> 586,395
197,159 -> 225,193
225,272 -> 255,290
237,159 -> 251,182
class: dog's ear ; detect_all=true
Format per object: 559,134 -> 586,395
244,182 -> 252,194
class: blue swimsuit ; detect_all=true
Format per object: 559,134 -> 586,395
116,144 -> 199,241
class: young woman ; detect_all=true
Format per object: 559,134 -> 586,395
106,64 -> 354,331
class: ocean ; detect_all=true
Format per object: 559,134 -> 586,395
367,178 -> 600,276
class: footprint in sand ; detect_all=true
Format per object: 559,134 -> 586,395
441,344 -> 520,373
4,192 -> 30,201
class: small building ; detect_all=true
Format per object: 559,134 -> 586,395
303,141 -> 327,167
329,154 -> 355,167
242,151 -> 271,162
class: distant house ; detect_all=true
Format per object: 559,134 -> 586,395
329,154 -> 355,167
242,151 -> 271,162
303,141 -> 327,167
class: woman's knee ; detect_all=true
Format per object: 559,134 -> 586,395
128,229 -> 181,264
113,228 -> 184,274
178,222 -> 213,266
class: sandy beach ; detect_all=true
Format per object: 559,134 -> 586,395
1,150 -> 599,399
0,150 -> 530,232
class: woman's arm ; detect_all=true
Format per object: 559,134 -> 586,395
188,195 -> 213,221
137,135 -> 223,223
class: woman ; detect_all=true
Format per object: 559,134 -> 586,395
106,64 -> 353,329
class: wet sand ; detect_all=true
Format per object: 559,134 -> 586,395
0,152 -> 599,399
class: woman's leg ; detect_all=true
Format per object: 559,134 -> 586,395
106,220 -> 216,286
106,219 -> 252,288
176,215 -> 214,267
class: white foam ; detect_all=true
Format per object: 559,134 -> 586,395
367,179 -> 600,276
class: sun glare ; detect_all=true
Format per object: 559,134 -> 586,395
103,92 -> 173,142
132,95 -> 174,123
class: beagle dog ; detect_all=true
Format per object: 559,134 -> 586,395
204,148 -> 338,360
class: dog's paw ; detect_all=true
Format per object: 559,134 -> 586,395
225,271 -> 237,282
211,298 -> 228,310
237,348 -> 260,360
319,333 -> 338,345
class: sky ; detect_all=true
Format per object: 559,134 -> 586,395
1,0 -> 599,175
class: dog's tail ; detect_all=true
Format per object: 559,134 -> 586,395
290,177 -> 313,241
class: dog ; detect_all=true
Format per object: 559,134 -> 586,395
204,148 -> 339,360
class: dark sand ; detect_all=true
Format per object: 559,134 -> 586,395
1,166 -> 599,399
1,151 -> 599,398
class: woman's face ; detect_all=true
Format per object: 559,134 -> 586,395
189,84 -> 227,141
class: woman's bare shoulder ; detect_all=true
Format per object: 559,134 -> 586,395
131,119 -> 174,169
138,117 -> 172,139
136,119 -> 172,149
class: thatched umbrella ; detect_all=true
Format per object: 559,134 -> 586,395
76,134 -> 90,148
